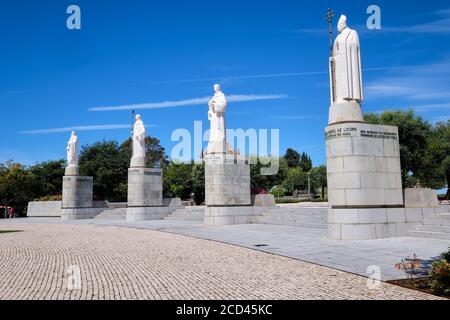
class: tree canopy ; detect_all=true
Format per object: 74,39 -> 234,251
365,110 -> 449,189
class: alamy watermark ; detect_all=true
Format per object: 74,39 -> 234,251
66,264 -> 81,290
366,265 -> 382,290
367,5 -> 381,30
171,121 -> 280,175
66,5 -> 81,30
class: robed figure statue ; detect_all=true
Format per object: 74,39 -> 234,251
329,15 -> 364,104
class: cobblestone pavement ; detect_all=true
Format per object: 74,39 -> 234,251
0,223 -> 442,300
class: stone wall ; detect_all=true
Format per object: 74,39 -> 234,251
27,201 -> 62,217
404,188 -> 439,208
251,194 -> 276,207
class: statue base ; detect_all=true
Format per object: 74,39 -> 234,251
127,168 -> 163,207
203,153 -> 256,226
204,153 -> 251,207
61,175 -> 97,220
64,166 -> 79,176
205,140 -> 236,155
325,122 -> 406,239
328,101 -> 364,125
130,156 -> 146,168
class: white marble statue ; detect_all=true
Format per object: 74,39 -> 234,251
131,114 -> 146,167
329,15 -> 363,104
208,84 -> 227,142
66,131 -> 78,168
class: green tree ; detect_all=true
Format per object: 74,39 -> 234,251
310,165 -> 327,199
79,141 -> 127,201
163,161 -> 193,199
429,120 -> 450,188
300,152 -> 312,172
283,167 -> 308,194
0,161 -> 34,215
28,160 -> 65,199
283,148 -> 301,168
191,162 -> 205,204
364,110 -> 436,188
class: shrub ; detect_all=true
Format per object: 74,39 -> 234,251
430,259 -> 450,296
270,186 -> 285,198
395,254 -> 422,279
34,195 -> 62,201
441,247 -> 450,263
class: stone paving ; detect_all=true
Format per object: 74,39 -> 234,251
0,221 -> 444,300
11,217 -> 448,281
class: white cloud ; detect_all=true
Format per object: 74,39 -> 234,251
295,9 -> 450,35
365,61 -> 450,102
89,94 -> 289,112
414,103 -> 450,112
270,115 -> 320,120
19,124 -> 143,135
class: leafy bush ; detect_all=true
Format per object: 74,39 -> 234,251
270,186 -> 285,198
34,195 -> 62,201
441,247 -> 450,263
430,259 -> 450,296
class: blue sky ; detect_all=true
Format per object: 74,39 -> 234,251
0,0 -> 449,166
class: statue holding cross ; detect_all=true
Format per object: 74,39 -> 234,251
327,11 -> 364,105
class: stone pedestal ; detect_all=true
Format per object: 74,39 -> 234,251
325,122 -> 405,239
204,154 -> 251,206
328,101 -> 364,125
127,167 -> 165,221
204,153 -> 252,226
130,156 -> 145,169
61,176 -> 97,220
64,166 -> 79,176
127,168 -> 163,207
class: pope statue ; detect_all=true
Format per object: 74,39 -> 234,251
329,15 -> 364,104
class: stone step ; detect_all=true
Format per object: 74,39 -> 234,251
257,216 -> 326,223
256,220 -> 326,229
416,225 -> 450,233
256,206 -> 327,229
408,230 -> 450,240
423,219 -> 450,226
94,208 -> 127,220
273,208 -> 327,212
164,207 -> 205,221
262,214 -> 326,220
431,213 -> 450,220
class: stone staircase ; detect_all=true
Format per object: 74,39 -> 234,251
408,209 -> 450,240
164,206 -> 205,221
94,208 -> 127,220
255,206 -> 328,229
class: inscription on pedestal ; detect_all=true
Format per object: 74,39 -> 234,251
325,126 -> 398,141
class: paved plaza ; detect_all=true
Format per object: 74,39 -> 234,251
0,219 -> 447,300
